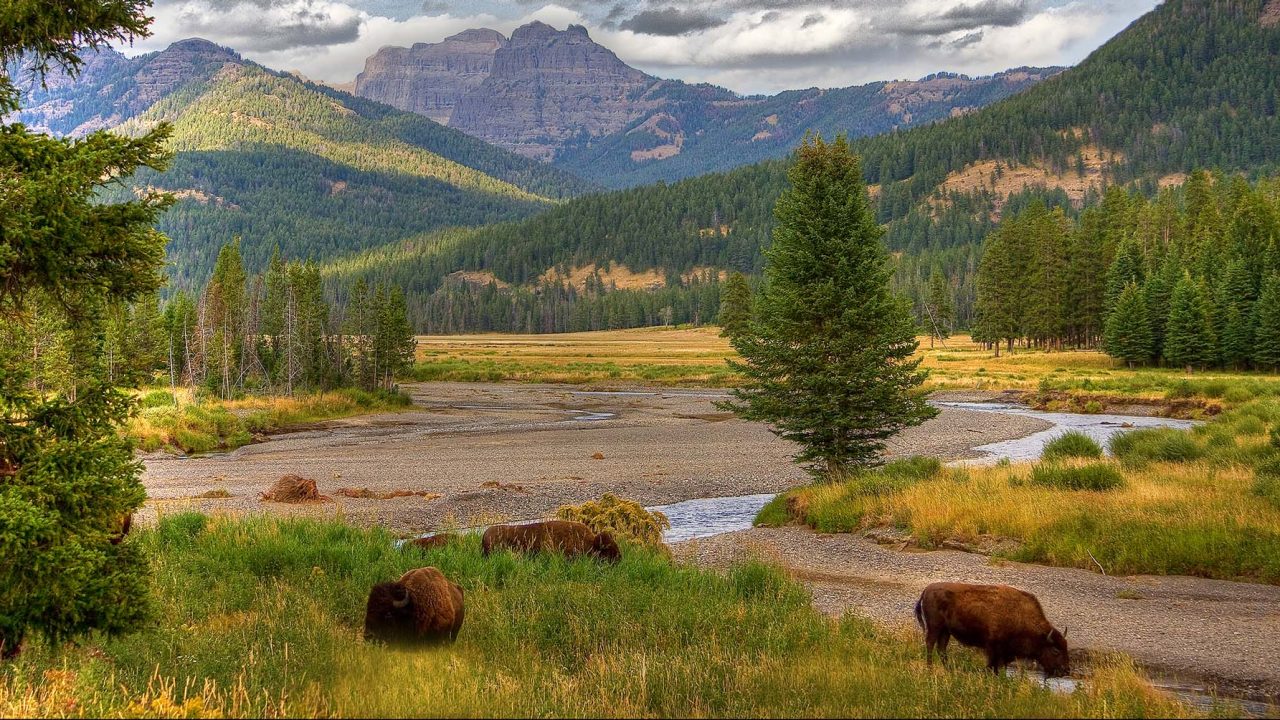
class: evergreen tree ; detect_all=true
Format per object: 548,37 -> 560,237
1103,283 -> 1153,368
0,0 -> 168,658
1253,277 -> 1280,371
717,271 -> 753,338
204,241 -> 248,398
1164,275 -> 1214,371
724,136 -> 935,477
924,267 -> 953,347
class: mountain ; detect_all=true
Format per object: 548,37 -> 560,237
11,38 -> 593,286
554,68 -> 1060,189
352,22 -> 1060,185
328,0 -> 1280,333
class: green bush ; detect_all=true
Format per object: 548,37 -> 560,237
1165,380 -> 1196,399
1109,428 -> 1203,464
1041,431 -> 1104,460
1028,463 -> 1126,491
139,389 -> 177,408
556,494 -> 671,548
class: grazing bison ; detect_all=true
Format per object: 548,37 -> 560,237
110,513 -> 133,545
364,567 -> 465,645
481,520 -> 620,563
914,581 -> 1070,676
408,533 -> 459,551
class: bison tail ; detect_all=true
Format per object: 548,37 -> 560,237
913,595 -> 926,632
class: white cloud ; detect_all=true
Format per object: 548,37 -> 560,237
124,0 -> 1158,93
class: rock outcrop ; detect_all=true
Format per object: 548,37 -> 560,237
449,22 -> 661,160
353,29 -> 506,124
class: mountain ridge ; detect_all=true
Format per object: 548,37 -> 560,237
352,21 -> 1062,184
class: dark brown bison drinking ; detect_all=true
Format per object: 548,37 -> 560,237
481,520 -> 620,563
914,581 -> 1070,676
364,566 -> 465,645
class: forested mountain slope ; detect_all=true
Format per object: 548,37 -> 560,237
10,39 -> 592,286
327,0 -> 1280,333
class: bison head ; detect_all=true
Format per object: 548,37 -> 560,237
364,581 -> 414,643
1036,627 -> 1070,677
591,531 -> 621,563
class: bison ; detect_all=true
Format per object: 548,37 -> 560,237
914,581 -> 1070,676
110,513 -> 133,545
481,520 -> 621,563
407,533 -> 459,551
364,566 -> 465,645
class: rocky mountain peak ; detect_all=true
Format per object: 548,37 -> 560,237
354,29 -> 506,124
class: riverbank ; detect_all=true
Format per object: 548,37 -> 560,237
140,382 -> 1050,534
675,525 -> 1280,704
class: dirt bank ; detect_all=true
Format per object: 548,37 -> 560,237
676,526 -> 1280,702
141,382 -> 1049,533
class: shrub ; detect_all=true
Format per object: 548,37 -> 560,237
1272,427 -> 1280,450
139,389 -> 177,408
1029,463 -> 1126,491
1041,431 -> 1104,461
1109,428 -> 1203,464
880,456 -> 944,482
1166,380 -> 1196,399
556,494 -> 671,548
1223,386 -> 1255,405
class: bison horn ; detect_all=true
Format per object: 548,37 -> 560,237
1062,626 -> 1068,638
391,587 -> 410,609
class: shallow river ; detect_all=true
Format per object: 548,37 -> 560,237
651,401 -> 1197,543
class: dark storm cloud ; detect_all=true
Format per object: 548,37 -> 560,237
886,0 -> 1029,36
620,7 -> 728,35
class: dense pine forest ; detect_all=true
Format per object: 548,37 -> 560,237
973,172 -> 1280,370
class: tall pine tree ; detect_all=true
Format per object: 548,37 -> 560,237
1103,283 -> 1153,368
1164,275 -> 1214,372
724,136 -> 935,477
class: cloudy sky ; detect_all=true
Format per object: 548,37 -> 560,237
125,0 -> 1160,95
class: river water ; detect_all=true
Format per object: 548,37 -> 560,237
650,401 -> 1197,543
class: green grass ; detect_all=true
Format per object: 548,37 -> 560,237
761,401 -> 1280,584
1041,431 -> 1104,461
1026,463 -> 1125,491
0,515 -> 1195,717
130,387 -> 411,454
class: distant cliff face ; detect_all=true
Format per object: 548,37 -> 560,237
13,38 -> 242,136
354,28 -> 506,125
355,22 -> 665,161
449,22 -> 660,161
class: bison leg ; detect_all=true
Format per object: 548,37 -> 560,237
985,646 -> 1008,675
925,627 -> 950,666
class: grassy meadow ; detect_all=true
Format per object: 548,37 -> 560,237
759,401 -> 1280,584
411,327 -> 1280,411
0,514 -> 1198,718
128,387 -> 411,454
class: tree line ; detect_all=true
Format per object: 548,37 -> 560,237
971,171 -> 1280,370
33,241 -> 417,401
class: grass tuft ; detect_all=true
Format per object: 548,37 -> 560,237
1027,462 -> 1125,491
1042,431 -> 1104,460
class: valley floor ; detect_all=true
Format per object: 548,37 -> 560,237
140,381 -> 1279,708
140,381 -> 1047,534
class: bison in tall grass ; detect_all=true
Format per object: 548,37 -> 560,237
364,567 -> 465,645
915,582 -> 1070,676
482,520 -> 620,562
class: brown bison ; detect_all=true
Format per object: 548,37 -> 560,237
364,566 -> 465,645
914,582 -> 1070,676
110,513 -> 133,545
481,520 -> 620,563
408,533 -> 459,551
